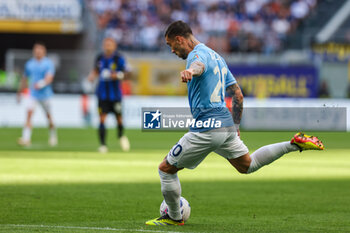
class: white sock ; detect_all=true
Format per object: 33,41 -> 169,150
22,127 -> 32,141
159,169 -> 182,220
247,142 -> 299,173
50,128 -> 57,139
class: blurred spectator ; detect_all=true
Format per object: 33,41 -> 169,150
87,0 -> 317,54
272,15 -> 290,37
318,80 -> 330,98
345,30 -> 350,43
291,0 -> 310,19
139,21 -> 160,51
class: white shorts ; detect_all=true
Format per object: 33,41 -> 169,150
166,127 -> 249,169
26,96 -> 52,114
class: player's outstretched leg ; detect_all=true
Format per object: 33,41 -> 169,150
248,132 -> 324,173
246,141 -> 299,173
230,132 -> 324,174
146,161 -> 184,226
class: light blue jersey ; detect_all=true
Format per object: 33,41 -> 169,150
186,43 -> 236,132
24,57 -> 55,100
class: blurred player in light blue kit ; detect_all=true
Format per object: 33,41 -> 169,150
17,42 -> 57,146
146,21 -> 324,226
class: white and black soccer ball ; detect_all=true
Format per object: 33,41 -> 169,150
160,196 -> 191,222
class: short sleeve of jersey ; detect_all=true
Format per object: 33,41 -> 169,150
225,69 -> 236,88
187,50 -> 207,73
94,54 -> 102,72
116,56 -> 126,71
46,59 -> 55,75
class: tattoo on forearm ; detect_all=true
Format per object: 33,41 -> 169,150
233,96 -> 243,124
227,84 -> 243,124
190,61 -> 205,76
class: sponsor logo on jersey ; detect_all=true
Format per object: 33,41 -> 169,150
110,62 -> 117,70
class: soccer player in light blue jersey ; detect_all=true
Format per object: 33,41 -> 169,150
17,42 -> 57,147
146,21 -> 324,226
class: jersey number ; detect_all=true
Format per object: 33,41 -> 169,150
210,66 -> 227,103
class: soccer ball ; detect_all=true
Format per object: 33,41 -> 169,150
160,196 -> 191,222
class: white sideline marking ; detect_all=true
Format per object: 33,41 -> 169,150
0,224 -> 192,233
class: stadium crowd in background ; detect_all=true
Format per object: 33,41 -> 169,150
87,0 -> 317,54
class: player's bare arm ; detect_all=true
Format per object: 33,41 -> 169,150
110,71 -> 125,80
87,69 -> 99,82
180,61 -> 205,83
16,76 -> 28,103
226,83 -> 243,135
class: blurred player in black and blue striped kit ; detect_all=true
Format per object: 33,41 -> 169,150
88,37 -> 130,153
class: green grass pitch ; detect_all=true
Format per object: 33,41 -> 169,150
0,128 -> 350,233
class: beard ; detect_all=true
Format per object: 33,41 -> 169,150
179,53 -> 188,60
173,46 -> 188,60
177,50 -> 188,60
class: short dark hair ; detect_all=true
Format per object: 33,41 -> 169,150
165,21 -> 193,39
34,41 -> 46,48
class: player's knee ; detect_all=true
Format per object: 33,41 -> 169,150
99,114 -> 107,123
229,155 -> 251,174
159,162 -> 171,174
158,161 -> 168,172
233,160 -> 251,174
237,165 -> 249,174
159,160 -> 179,174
